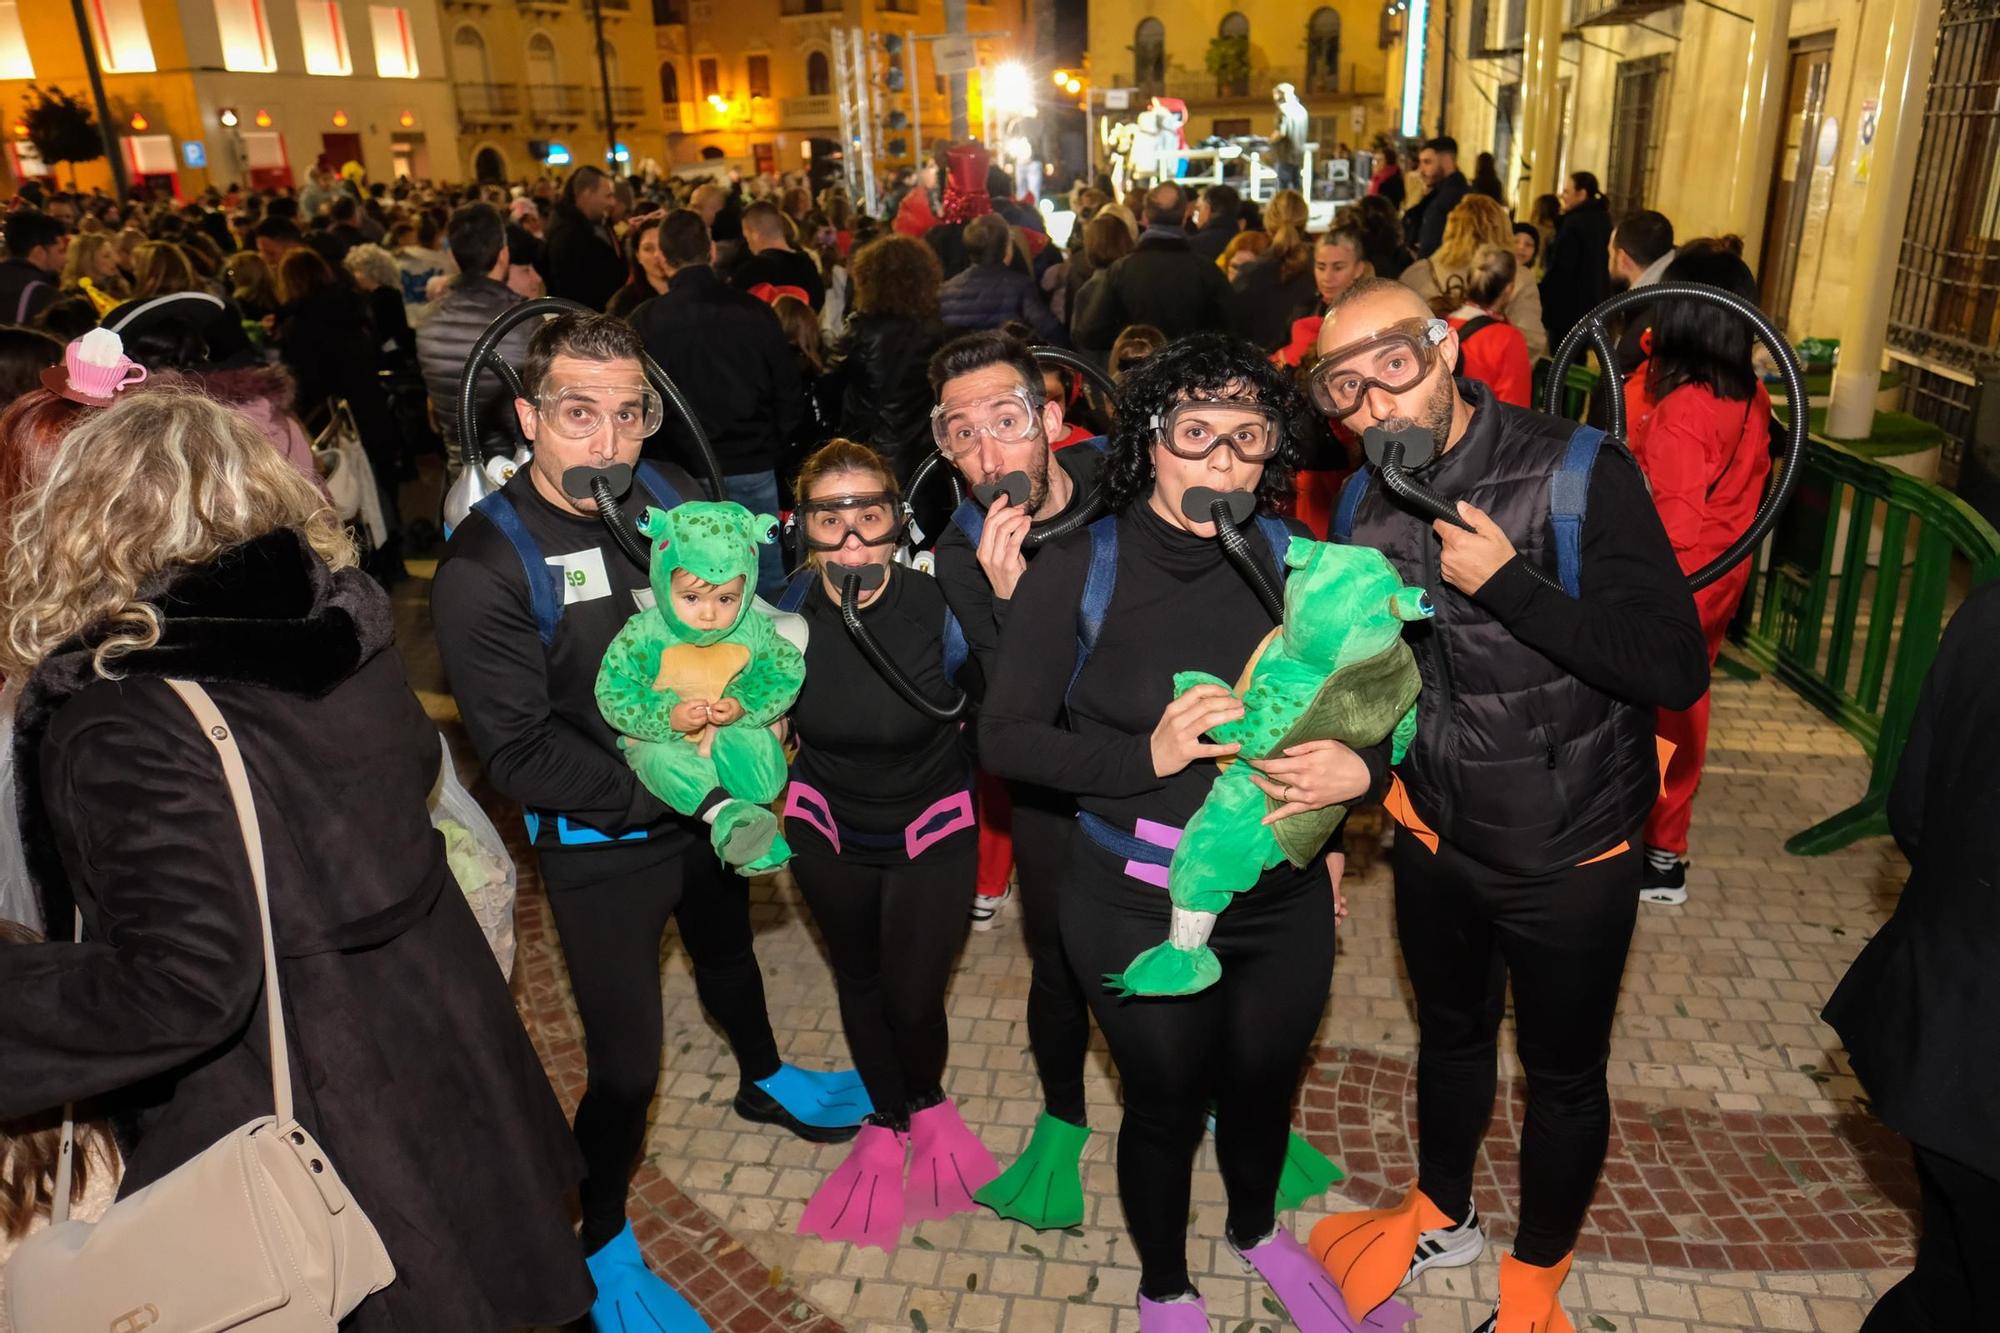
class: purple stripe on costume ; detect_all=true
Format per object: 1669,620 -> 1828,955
1122,860 -> 1172,889
1133,818 -> 1183,851
905,790 -> 975,860
783,781 -> 841,854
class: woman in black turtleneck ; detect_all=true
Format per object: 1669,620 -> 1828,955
979,333 -> 1392,1332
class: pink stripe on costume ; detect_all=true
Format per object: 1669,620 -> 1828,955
782,781 -> 841,854
905,790 -> 976,860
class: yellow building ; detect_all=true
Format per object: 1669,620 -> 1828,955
655,0 -> 1028,177
440,0 -> 667,181
1084,0 -> 1398,158
1433,0 -> 1996,473
0,0 -> 459,194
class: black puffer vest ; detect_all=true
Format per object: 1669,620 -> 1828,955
1347,381 -> 1658,874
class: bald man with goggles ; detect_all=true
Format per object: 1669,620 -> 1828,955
1303,280 -> 1707,1333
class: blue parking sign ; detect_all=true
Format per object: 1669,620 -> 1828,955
182,141 -> 207,168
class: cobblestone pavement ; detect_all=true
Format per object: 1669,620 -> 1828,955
400,566 -> 1917,1333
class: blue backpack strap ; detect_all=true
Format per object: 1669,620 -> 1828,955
1253,513 -> 1291,585
949,497 -> 986,548
1549,425 -> 1606,599
942,609 -> 969,682
473,492 -> 563,646
1068,515 -> 1120,697
775,567 -> 817,614
634,460 -> 684,510
1332,469 -> 1371,544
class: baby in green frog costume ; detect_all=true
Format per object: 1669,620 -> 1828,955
1107,537 -> 1432,997
596,501 -> 804,875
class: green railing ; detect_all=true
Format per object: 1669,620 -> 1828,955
1733,435 -> 2000,853
1534,361 -> 2000,854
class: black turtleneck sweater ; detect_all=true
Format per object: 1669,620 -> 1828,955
979,502 -> 1390,835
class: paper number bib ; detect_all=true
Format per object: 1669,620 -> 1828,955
545,548 -> 612,605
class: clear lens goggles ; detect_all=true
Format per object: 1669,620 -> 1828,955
930,388 -> 1041,459
536,383 -> 664,440
1307,318 -> 1450,419
1148,400 -> 1286,463
796,491 -> 905,551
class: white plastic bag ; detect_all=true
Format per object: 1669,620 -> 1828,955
428,736 -> 517,977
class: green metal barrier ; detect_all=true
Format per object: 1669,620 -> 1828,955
1531,358 -> 1599,420
1734,435 -> 2000,853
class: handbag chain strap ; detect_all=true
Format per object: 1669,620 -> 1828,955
51,679 -> 294,1224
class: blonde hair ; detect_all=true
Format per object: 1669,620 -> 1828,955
0,388 -> 353,679
59,231 -> 126,297
1263,189 -> 1312,282
1432,195 -> 1514,278
129,242 -> 199,300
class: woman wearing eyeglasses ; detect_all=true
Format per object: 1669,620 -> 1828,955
979,333 -> 1391,1332
785,439 -> 1000,1253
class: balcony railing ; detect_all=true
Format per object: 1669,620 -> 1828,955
593,84 -> 647,125
662,102 -> 683,132
455,82 -> 522,122
527,83 -> 588,119
1162,65 -> 1377,105
779,93 -> 835,123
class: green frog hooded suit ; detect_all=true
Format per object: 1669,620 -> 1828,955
596,501 -> 804,874
1107,537 -> 1431,997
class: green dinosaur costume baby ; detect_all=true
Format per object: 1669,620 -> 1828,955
1106,538 -> 1432,997
596,501 -> 804,876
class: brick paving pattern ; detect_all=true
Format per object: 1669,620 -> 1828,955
400,563 -> 1923,1332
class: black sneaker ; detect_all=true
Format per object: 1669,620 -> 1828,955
732,1084 -> 861,1144
1640,852 -> 1688,906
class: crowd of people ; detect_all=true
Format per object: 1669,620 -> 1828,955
0,127 -> 1982,1333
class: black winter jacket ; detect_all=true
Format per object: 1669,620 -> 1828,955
1342,381 -> 1706,873
1405,170 -> 1469,258
0,257 -> 57,323
1825,579 -> 2000,1180
828,311 -> 946,481
939,261 -> 1064,342
416,274 -> 532,464
1071,234 -> 1234,352
3,530 -> 592,1331
1539,197 -> 1614,349
632,264 -> 801,476
1229,248 -> 1318,352
537,200 -> 626,311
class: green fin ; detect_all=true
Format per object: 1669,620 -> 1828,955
1103,943 -> 1223,998
713,801 -> 788,875
973,1111 -> 1092,1230
1273,1131 -> 1345,1212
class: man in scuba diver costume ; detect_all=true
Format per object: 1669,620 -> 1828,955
431,313 -> 866,1332
1305,280 -> 1708,1331
923,332 -> 1347,1232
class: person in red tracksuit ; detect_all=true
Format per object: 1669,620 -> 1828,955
1444,244 -> 1533,409
1622,238 -> 1771,905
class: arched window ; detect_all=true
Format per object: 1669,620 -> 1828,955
806,49 -> 830,96
1306,8 -> 1341,94
659,60 -> 679,103
1133,17 -> 1165,93
474,145 -> 506,182
526,32 -> 560,115
1214,12 -> 1249,97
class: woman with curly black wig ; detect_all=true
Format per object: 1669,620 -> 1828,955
979,331 -> 1392,1332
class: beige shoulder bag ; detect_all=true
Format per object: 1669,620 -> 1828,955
3,679 -> 396,1331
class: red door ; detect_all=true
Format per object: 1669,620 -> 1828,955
318,132 -> 364,173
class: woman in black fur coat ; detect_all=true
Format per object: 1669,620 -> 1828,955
0,387 -> 592,1330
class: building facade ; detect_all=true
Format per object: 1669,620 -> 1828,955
655,0 -> 1026,178
441,0 -> 667,183
0,0 -> 459,194
1084,0 -> 1399,158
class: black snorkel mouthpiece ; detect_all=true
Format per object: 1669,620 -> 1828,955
833,561 -> 967,722
972,471 -> 1032,510
1361,426 -> 1475,534
563,463 -> 651,568
1180,487 -> 1285,624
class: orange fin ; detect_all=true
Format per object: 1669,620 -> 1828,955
1495,1252 -> 1575,1333
1306,1185 -> 1453,1318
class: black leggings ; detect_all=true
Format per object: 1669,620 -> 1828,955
1061,841 -> 1336,1300
1861,1144 -> 2000,1332
790,831 -> 977,1124
1013,796 -> 1091,1126
1392,833 -> 1639,1266
542,843 -> 782,1251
